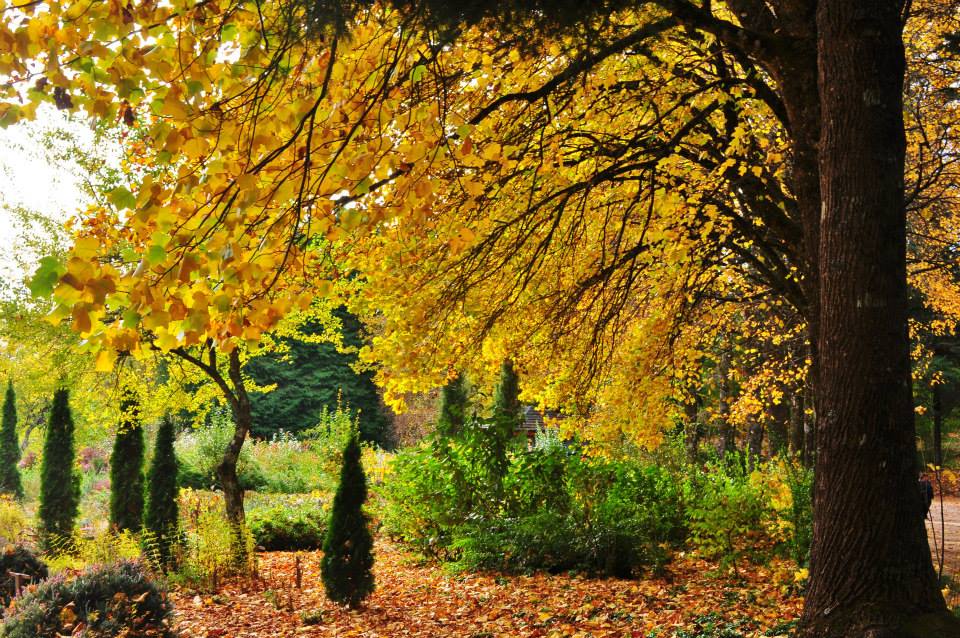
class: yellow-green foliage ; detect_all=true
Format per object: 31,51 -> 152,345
0,495 -> 28,543
44,530 -> 143,573
177,489 -> 254,587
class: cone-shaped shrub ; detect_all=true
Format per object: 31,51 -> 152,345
110,388 -> 145,533
436,374 -> 467,438
144,414 -> 180,568
489,359 -> 522,487
321,432 -> 374,607
38,389 -> 80,549
0,381 -> 23,499
492,360 -> 522,429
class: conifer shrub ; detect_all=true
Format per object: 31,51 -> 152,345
110,388 -> 146,533
144,414 -> 181,569
1,560 -> 176,638
0,545 -> 48,606
436,374 -> 467,438
321,433 -> 374,607
37,388 -> 80,549
489,359 -> 522,489
0,381 -> 23,499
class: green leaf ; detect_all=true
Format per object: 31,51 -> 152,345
122,309 -> 141,329
28,256 -> 65,298
145,245 -> 166,266
410,64 -> 427,83
109,187 -> 137,211
353,178 -> 371,196
120,246 -> 139,263
221,23 -> 238,42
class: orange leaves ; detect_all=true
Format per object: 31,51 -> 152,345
170,544 -> 803,638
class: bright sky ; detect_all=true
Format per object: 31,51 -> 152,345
0,105 -> 94,283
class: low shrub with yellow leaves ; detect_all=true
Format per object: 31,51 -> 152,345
0,494 -> 28,543
176,488 -> 254,588
43,529 -> 144,574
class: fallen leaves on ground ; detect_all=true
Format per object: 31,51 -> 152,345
171,541 -> 802,638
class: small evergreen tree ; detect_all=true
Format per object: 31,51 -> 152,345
38,389 -> 79,548
0,381 -> 23,499
321,432 -> 374,607
489,359 -> 522,489
492,359 -> 522,429
144,414 -> 180,568
436,374 -> 467,438
110,387 -> 145,533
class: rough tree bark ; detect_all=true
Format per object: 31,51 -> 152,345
217,348 -> 253,562
173,344 -> 252,565
798,0 -> 959,634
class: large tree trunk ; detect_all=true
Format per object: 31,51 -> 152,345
798,0 -> 957,634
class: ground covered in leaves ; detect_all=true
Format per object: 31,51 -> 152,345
171,541 -> 802,638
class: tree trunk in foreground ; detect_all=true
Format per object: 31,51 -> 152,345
799,0 -> 958,634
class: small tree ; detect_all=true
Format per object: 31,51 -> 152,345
0,381 -> 23,499
109,387 -> 145,533
489,359 -> 522,488
38,389 -> 79,548
144,414 -> 180,569
321,432 -> 374,607
436,373 -> 467,438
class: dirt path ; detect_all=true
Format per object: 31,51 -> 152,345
926,496 -> 960,579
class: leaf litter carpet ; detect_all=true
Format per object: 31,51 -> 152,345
171,541 -> 802,638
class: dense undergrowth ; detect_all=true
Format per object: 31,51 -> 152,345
381,427 -> 813,578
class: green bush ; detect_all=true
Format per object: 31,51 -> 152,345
782,462 -> 813,565
247,431 -> 328,494
248,499 -> 327,551
383,437 -> 685,577
451,454 -> 684,577
0,545 -> 48,606
380,445 -> 466,558
176,489 -> 254,588
2,560 -> 175,638
302,402 -> 364,485
684,457 -> 771,567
